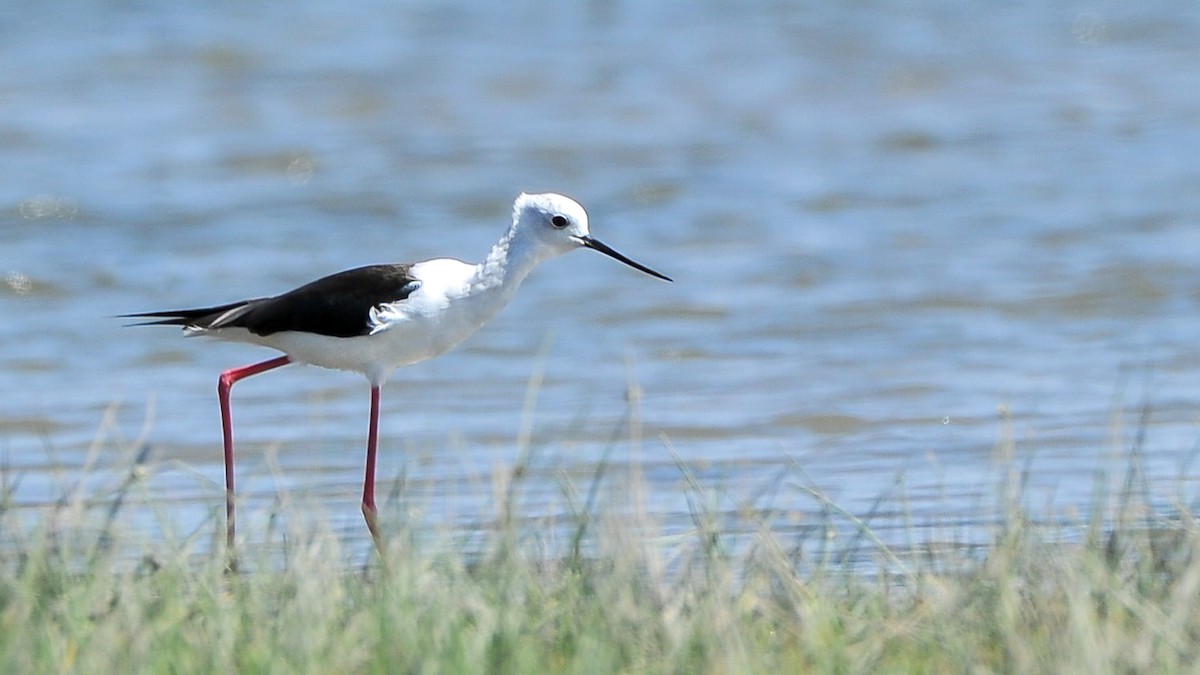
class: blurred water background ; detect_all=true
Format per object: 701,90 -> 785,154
1,1 -> 1199,561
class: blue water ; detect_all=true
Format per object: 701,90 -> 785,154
2,1 -> 1199,559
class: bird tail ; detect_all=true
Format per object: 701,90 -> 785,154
118,300 -> 257,329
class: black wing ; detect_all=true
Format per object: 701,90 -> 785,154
122,264 -> 420,338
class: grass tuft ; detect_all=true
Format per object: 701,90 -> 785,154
4,414 -> 1200,673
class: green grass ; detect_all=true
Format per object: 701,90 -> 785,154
4,427 -> 1200,673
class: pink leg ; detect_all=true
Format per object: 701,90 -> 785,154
362,385 -> 383,550
218,355 -> 291,551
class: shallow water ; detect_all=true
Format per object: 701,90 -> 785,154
2,2 -> 1199,560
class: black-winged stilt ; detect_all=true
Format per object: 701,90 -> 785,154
125,192 -> 671,550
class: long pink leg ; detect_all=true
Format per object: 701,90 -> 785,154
361,385 -> 383,550
218,355 -> 292,551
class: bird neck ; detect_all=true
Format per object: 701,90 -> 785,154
472,226 -> 545,297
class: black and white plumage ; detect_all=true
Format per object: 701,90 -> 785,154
131,264 -> 420,339
124,192 -> 671,552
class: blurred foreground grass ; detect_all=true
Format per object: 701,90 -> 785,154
3,431 -> 1200,673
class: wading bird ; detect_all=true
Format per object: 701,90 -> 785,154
125,192 -> 671,551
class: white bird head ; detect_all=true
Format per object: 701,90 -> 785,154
511,192 -> 672,281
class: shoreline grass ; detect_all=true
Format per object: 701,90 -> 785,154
4,436 -> 1200,674
3,384 -> 1200,672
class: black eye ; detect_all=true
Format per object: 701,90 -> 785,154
550,214 -> 569,228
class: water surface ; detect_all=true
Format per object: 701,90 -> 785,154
2,1 -> 1199,560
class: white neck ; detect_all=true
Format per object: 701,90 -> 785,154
470,226 -> 547,299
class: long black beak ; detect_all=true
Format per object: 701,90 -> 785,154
577,236 -> 673,282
